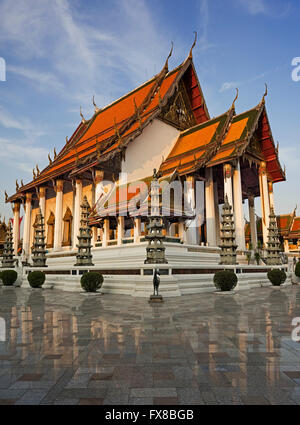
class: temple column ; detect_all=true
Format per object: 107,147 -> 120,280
248,195 -> 257,249
53,180 -> 63,251
223,163 -> 233,207
95,170 -> 104,206
12,202 -> 21,255
72,179 -> 82,249
102,218 -> 109,248
283,239 -> 289,253
214,183 -> 220,245
205,168 -> 216,246
22,193 -> 32,257
259,161 -> 270,247
39,187 -> 46,217
233,159 -> 246,251
134,217 -> 141,243
268,181 -> 274,209
178,220 -> 187,243
117,216 -> 124,246
185,175 -> 198,245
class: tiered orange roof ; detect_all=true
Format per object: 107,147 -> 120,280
159,109 -> 234,176
290,217 -> 300,237
160,97 -> 285,183
7,51 -> 209,203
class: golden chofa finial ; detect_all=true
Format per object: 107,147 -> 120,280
262,83 -> 268,104
164,41 -> 174,72
66,136 -> 69,144
92,95 -> 101,114
231,88 -> 239,109
21,179 -> 24,187
48,153 -> 52,164
4,190 -> 8,202
33,168 -> 36,179
80,106 -> 86,124
188,31 -> 197,59
53,147 -> 57,159
36,164 -> 40,176
16,180 -> 19,191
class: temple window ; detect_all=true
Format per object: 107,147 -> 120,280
46,212 -> 55,248
62,207 -> 73,246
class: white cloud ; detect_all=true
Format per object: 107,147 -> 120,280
220,81 -> 240,93
0,0 -> 171,113
239,0 -> 266,15
237,0 -> 291,17
7,65 -> 64,92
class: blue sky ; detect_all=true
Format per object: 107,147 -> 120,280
0,0 -> 299,221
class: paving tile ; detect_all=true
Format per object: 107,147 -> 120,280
17,374 -> 43,382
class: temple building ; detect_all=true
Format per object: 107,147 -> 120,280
5,39 -> 286,270
245,208 -> 300,254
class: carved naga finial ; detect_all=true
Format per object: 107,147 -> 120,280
66,136 -> 69,144
54,147 -> 57,159
33,168 -> 36,179
4,190 -> 8,202
36,164 -> 40,176
80,106 -> 86,123
16,180 -> 19,191
188,31 -> 197,59
92,95 -> 101,113
163,41 -> 173,72
133,98 -> 142,128
114,117 -> 121,140
231,88 -> 239,109
21,179 -> 24,187
48,153 -> 52,164
262,83 -> 268,104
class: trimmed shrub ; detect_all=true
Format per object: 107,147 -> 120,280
1,270 -> 18,286
295,261 -> 300,278
81,272 -> 103,292
213,270 -> 238,292
267,269 -> 287,286
27,271 -> 46,288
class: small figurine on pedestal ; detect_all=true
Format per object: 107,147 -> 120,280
149,269 -> 163,303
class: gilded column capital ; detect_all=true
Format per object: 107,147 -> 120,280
39,186 -> 46,198
259,161 -> 267,176
223,163 -> 233,179
95,170 -> 104,185
55,180 -> 64,193
268,181 -> 273,193
12,201 -> 21,214
25,193 -> 32,203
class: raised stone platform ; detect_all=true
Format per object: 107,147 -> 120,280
14,243 -> 293,297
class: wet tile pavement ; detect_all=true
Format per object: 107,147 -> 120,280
0,285 -> 300,405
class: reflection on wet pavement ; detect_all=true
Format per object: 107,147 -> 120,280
0,285 -> 300,405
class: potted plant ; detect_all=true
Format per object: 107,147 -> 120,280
27,271 -> 46,288
81,272 -> 103,293
1,270 -> 18,287
267,269 -> 287,287
213,270 -> 238,292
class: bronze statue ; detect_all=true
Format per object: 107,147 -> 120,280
153,269 -> 160,296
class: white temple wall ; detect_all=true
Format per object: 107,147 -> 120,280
121,119 -> 180,182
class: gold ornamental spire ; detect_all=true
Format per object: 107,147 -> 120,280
188,31 -> 197,59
